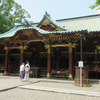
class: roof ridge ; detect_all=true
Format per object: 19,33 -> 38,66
56,14 -> 100,21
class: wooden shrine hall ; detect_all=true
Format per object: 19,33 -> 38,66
0,12 -> 100,79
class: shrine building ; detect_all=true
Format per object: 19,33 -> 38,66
0,12 -> 100,79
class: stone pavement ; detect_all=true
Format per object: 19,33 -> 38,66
0,75 -> 100,100
19,81 -> 100,97
0,75 -> 39,91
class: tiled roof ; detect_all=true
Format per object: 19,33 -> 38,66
0,25 -> 68,39
57,14 -> 100,33
0,14 -> 100,39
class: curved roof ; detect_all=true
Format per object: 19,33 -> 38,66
1,14 -> 100,39
0,25 -> 68,39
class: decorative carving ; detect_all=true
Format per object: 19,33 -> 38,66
4,46 -> 27,50
40,23 -> 56,31
44,45 -> 51,54
4,46 -> 8,51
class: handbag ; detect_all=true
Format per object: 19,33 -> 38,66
25,68 -> 29,73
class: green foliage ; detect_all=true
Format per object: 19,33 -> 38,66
89,0 -> 100,10
0,0 -> 32,34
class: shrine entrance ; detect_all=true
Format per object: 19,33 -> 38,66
23,41 -> 70,77
23,41 -> 47,76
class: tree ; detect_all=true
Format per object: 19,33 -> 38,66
0,13 -> 9,33
0,0 -> 32,34
89,0 -> 100,10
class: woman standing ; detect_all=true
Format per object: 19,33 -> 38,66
19,63 -> 25,81
24,61 -> 30,82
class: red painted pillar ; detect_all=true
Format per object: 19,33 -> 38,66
68,47 -> 73,78
4,46 -> 9,74
47,46 -> 51,78
20,46 -> 24,65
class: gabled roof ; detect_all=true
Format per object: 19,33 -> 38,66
57,14 -> 100,33
37,12 -> 66,30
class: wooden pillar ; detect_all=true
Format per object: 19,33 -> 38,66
68,47 -> 73,78
4,46 -> 9,74
46,45 -> 51,78
95,49 -> 97,66
20,46 -> 24,65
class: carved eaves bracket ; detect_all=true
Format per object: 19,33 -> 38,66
44,43 -> 77,53
45,43 -> 77,48
4,45 -> 28,50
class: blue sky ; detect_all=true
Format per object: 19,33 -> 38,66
15,0 -> 98,23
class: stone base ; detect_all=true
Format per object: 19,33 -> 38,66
75,78 -> 90,87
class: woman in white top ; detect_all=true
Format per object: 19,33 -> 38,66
24,62 -> 30,82
20,63 -> 25,81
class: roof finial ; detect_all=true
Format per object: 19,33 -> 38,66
45,11 -> 47,15
45,11 -> 50,17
